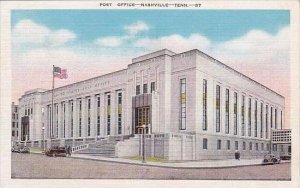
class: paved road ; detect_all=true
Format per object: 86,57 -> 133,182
11,153 -> 291,180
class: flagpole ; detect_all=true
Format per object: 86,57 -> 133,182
52,65 -> 54,139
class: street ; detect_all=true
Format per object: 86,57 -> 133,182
11,153 -> 291,180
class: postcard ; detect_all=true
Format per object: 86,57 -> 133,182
0,1 -> 299,188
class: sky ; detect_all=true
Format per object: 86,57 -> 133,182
11,10 -> 290,127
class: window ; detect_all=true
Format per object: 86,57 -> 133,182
87,117 -> 91,136
143,83 -> 147,94
107,115 -> 111,135
96,95 -> 100,136
234,92 -> 238,135
97,95 -> 100,107
70,101 -> 73,137
241,95 -> 245,136
249,142 -> 252,150
254,101 -> 257,137
266,105 -> 269,139
235,141 -> 239,150
280,145 -> 284,152
203,79 -> 207,131
150,82 -> 156,93
12,122 -> 15,127
227,140 -> 230,150
217,140 -> 221,150
107,94 -> 111,135
87,98 -> 91,137
12,130 -> 15,137
272,144 -> 277,152
88,98 -> 91,109
261,143 -> 264,151
216,85 -> 221,132
203,138 -> 208,149
97,116 -> 100,136
281,111 -> 283,130
271,107 -> 273,128
79,99 -> 82,137
225,89 -> 230,134
118,92 -> 122,135
118,114 -> 122,134
179,78 -> 186,130
107,95 -> 111,106
63,103 -> 66,138
275,109 -> 277,129
260,103 -> 263,138
267,143 -> 270,151
248,98 -> 252,137
136,85 -> 141,95
243,142 -> 246,150
255,143 -> 258,151
56,104 -> 58,138
118,92 -> 122,105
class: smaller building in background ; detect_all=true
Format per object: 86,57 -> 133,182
11,102 -> 19,142
271,129 -> 291,157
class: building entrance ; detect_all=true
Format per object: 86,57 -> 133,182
135,107 -> 150,134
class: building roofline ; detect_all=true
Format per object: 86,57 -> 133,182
20,48 -> 284,99
191,49 -> 284,99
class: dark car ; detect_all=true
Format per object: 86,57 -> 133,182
11,144 -> 30,153
262,154 -> 281,165
45,147 -> 67,157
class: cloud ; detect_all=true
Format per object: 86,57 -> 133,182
95,21 -> 150,47
134,33 -> 211,53
124,21 -> 150,36
95,36 -> 123,47
49,29 -> 77,47
12,19 -> 76,48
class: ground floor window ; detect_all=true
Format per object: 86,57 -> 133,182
203,138 -> 208,149
107,115 -> 111,135
255,143 -> 258,151
227,140 -> 230,150
217,140 -> 221,150
249,142 -> 252,150
243,142 -> 246,150
261,143 -> 264,151
235,141 -> 238,150
97,116 -> 100,136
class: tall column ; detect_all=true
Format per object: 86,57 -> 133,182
82,97 -> 87,139
57,103 -> 62,139
73,99 -> 78,138
65,101 -> 70,138
90,95 -> 96,138
100,93 -> 105,137
110,92 -> 116,136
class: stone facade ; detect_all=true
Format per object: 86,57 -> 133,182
16,49 -> 285,160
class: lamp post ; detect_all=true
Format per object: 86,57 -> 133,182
42,126 -> 45,151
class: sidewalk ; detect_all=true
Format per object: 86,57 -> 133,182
29,150 -> 290,169
70,153 -> 290,169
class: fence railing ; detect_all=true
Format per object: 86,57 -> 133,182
72,144 -> 89,152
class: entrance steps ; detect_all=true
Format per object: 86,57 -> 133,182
74,135 -> 134,157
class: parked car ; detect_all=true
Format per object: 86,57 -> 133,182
280,153 -> 291,160
45,147 -> 67,157
262,154 -> 281,165
11,144 -> 30,153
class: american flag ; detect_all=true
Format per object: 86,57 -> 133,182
53,66 -> 68,79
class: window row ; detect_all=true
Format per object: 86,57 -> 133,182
202,138 -> 271,151
136,82 -> 156,95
